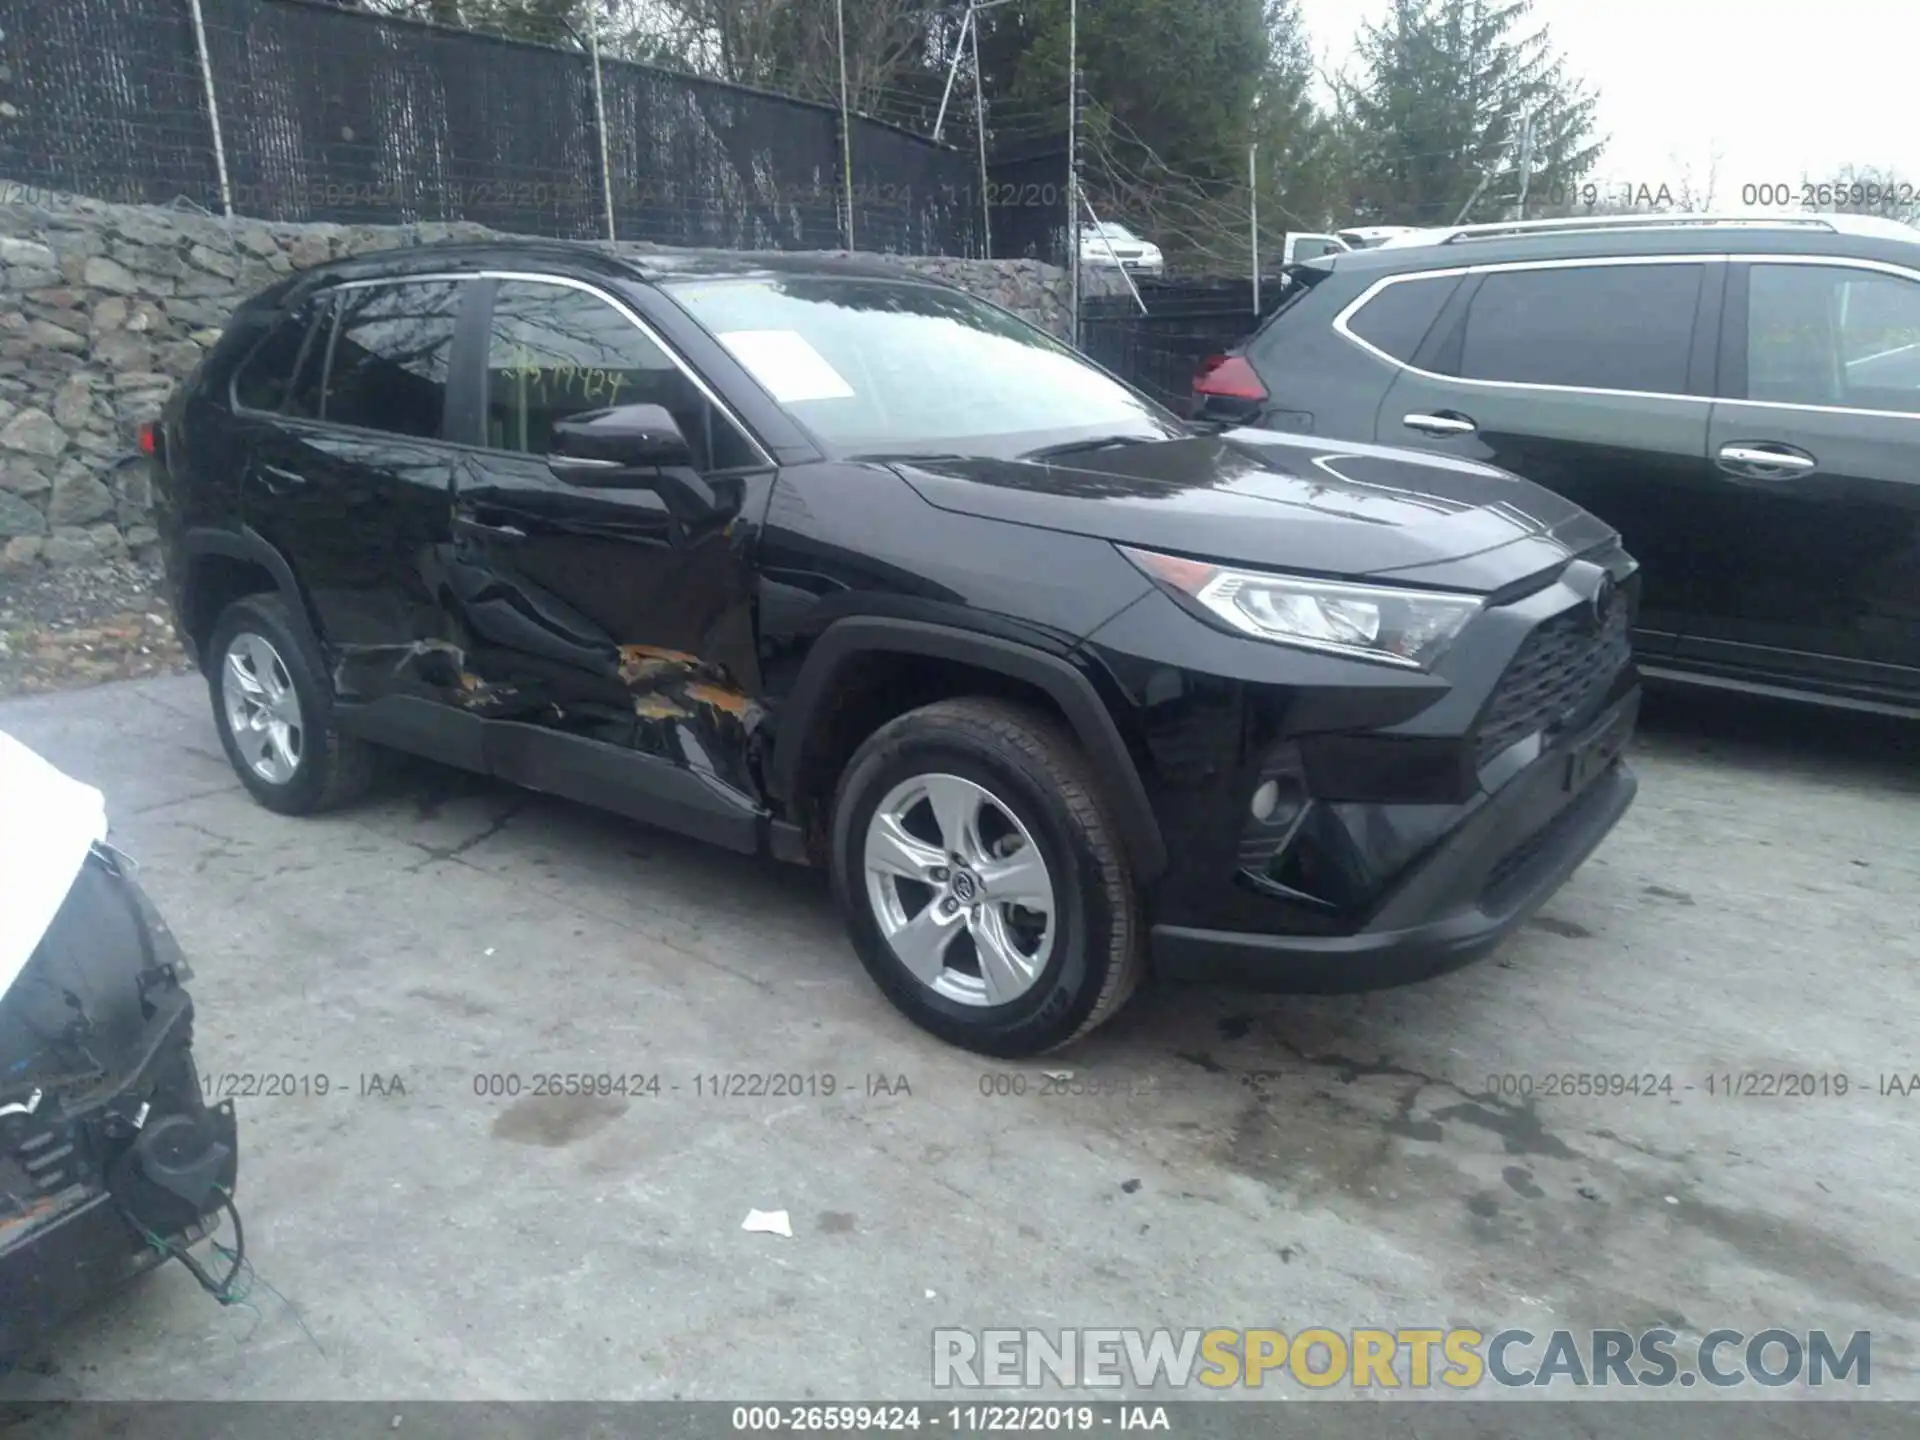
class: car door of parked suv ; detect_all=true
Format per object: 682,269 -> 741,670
1691,257 -> 1920,696
1366,258 -> 1722,653
441,275 -> 777,842
233,278 -> 472,702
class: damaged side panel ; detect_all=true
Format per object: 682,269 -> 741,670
337,452 -> 783,831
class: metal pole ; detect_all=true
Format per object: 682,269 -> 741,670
1454,161 -> 1497,225
1066,0 -> 1079,345
186,0 -> 234,218
932,6 -> 973,144
588,24 -> 617,241
1079,187 -> 1145,315
1249,141 -> 1259,315
971,6 -> 991,258
836,0 -> 856,250
1515,112 -> 1535,220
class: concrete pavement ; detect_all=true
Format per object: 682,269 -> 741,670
0,675 -> 1915,1408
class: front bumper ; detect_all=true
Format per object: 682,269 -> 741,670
1150,690 -> 1639,991
0,848 -> 240,1361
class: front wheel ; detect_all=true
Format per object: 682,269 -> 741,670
830,698 -> 1143,1057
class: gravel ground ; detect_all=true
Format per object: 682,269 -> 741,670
0,561 -> 191,699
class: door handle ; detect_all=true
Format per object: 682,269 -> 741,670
255,463 -> 308,494
1716,443 -> 1817,479
1402,412 -> 1477,436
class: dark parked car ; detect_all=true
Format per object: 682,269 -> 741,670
1,732 -> 240,1367
146,242 -> 1639,1056
1191,213 -> 1920,717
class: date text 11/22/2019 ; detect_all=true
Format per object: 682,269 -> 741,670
730,1405 -> 1171,1432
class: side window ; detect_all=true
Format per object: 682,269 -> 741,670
321,281 -> 463,438
233,296 -> 325,415
1458,263 -> 1702,393
1747,263 -> 1920,412
1344,275 -> 1456,363
484,279 -> 758,470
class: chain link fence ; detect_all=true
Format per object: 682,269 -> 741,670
0,0 -> 988,256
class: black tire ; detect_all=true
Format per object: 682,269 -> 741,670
830,697 -> 1143,1057
206,593 -> 376,815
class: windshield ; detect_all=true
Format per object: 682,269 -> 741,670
663,275 -> 1175,456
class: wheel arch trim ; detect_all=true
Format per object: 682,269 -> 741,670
768,617 -> 1169,881
179,526 -> 323,667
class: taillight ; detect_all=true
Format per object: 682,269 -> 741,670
137,421 -> 158,457
1192,353 -> 1269,402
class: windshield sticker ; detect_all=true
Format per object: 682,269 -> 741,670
716,330 -> 856,403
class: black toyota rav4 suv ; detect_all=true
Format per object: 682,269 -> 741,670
1192,213 -> 1920,717
147,243 -> 1640,1056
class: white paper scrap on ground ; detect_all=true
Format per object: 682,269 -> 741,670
742,1208 -> 794,1238
0,730 -> 109,1003
716,330 -> 856,403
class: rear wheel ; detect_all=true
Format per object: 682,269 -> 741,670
207,594 -> 375,815
830,698 -> 1143,1056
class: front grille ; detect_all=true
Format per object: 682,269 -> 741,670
1474,601 -> 1631,768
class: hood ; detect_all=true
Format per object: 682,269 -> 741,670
0,730 -> 109,1002
893,428 -> 1618,592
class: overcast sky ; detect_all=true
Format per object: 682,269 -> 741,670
1294,0 -> 1920,204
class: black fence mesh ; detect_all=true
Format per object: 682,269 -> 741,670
985,142 -> 1069,264
0,0 -> 997,257
0,0 -> 222,209
1080,278 -> 1286,409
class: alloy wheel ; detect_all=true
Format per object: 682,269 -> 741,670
862,772 -> 1057,1007
221,631 -> 304,785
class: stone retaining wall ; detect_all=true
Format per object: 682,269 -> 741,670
0,192 -> 1070,571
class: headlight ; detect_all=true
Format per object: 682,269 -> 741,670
1121,546 -> 1482,670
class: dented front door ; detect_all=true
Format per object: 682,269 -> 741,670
444,276 -> 774,810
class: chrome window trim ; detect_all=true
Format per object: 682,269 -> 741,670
233,269 -> 777,466
1331,252 -> 1920,420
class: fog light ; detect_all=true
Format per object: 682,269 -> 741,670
1250,779 -> 1281,821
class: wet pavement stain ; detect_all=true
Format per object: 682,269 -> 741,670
1175,1051 -> 1228,1075
1466,1193 -> 1500,1219
1666,1195 -> 1920,1320
1527,914 -> 1593,939
1503,1165 -> 1546,1199
1430,1100 -> 1578,1159
818,1211 -> 858,1235
490,1092 -> 630,1147
405,987 -> 493,1020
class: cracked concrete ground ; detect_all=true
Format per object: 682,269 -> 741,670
0,674 -> 1915,1422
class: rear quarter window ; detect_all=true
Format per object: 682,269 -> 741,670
232,296 -> 327,415
1342,273 -> 1459,363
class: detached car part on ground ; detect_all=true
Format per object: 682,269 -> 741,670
0,733 -> 241,1367
149,244 -> 1640,1058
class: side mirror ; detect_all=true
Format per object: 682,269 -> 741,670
548,403 -> 693,486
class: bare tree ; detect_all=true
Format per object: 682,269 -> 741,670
1800,162 -> 1920,224
1670,143 -> 1722,213
630,0 -> 949,121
